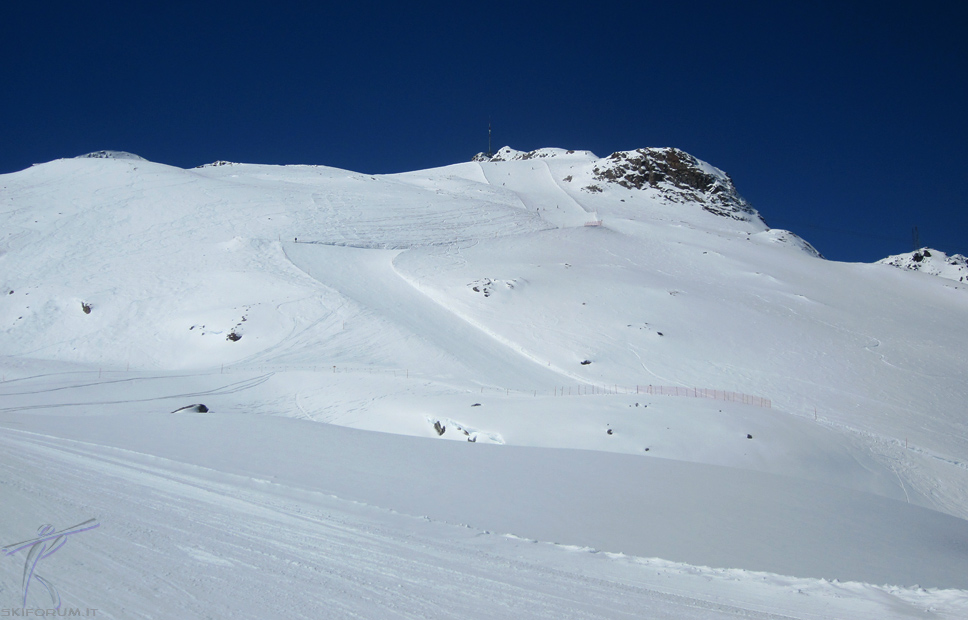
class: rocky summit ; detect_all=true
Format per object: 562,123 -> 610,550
474,146 -> 761,225
591,148 -> 759,223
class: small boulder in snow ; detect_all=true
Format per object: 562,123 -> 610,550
171,404 -> 209,414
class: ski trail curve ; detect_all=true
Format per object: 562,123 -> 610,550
283,242 -> 571,390
477,160 -> 591,228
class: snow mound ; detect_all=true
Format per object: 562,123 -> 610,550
75,150 -> 146,161
754,229 -> 824,258
878,247 -> 968,283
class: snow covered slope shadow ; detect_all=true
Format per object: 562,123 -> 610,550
5,411 -> 968,592
3,418 -> 965,619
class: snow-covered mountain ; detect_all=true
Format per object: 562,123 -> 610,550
1,148 -> 967,618
878,247 -> 968,283
73,149 -> 146,161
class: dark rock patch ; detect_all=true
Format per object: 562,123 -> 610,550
171,404 -> 209,414
591,148 -> 760,223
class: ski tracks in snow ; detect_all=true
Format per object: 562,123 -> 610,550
0,429 -> 857,620
3,428 -> 956,619
0,372 -> 273,414
284,242 -> 570,390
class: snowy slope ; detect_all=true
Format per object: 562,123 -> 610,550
1,148 -> 967,618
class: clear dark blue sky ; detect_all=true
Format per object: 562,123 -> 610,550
3,1 -> 966,262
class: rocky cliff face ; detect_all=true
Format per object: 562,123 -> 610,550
878,248 -> 968,283
591,148 -> 759,223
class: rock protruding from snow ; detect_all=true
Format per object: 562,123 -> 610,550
467,277 -> 516,298
426,416 -> 505,444
592,148 -> 760,223
473,147 -> 596,162
75,150 -> 147,161
195,161 -> 239,168
878,248 -> 968,283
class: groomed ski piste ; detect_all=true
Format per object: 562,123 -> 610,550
1,147 -> 967,618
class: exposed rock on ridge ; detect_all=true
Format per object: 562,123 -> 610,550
75,150 -> 146,161
593,148 -> 759,223
474,145 -> 762,225
472,147 -> 594,162
195,161 -> 239,168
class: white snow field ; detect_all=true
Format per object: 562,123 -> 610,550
1,148 -> 967,618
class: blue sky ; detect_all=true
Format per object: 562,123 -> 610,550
2,1 -> 965,262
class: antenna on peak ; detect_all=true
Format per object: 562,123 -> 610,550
487,117 -> 493,158
913,226 -> 920,250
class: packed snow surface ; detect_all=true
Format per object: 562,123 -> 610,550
1,148 -> 967,618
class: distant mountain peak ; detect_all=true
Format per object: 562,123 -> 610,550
472,146 -> 595,162
75,150 -> 146,161
878,248 -> 968,283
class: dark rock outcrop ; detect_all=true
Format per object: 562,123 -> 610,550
592,148 -> 760,222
